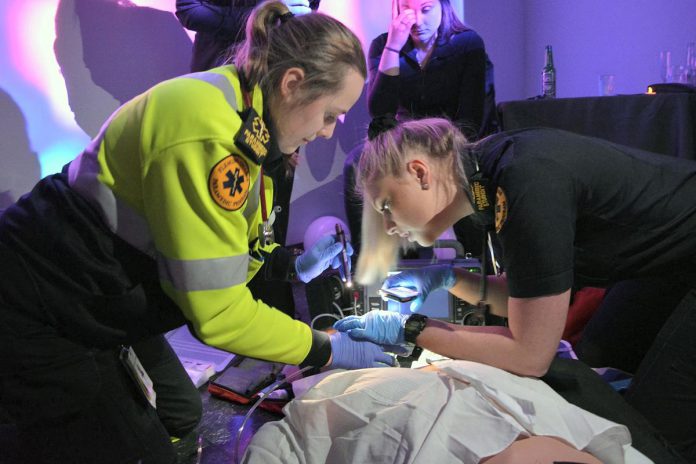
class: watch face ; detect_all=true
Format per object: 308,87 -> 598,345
404,314 -> 428,344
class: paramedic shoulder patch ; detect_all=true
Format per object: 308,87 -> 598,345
495,187 -> 508,233
234,108 -> 270,165
209,155 -> 250,211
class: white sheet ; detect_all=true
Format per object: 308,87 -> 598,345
242,360 -> 653,464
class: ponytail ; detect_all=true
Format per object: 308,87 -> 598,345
230,1 -> 366,105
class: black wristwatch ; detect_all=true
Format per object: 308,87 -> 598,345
403,314 -> 428,344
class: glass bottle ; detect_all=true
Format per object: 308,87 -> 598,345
542,45 -> 556,98
686,42 -> 696,86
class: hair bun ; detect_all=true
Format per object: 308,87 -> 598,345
367,114 -> 399,140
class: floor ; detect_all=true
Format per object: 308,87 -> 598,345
0,383 -> 283,464
179,385 -> 281,464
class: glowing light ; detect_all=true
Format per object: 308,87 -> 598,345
39,140 -> 85,179
318,0 -> 389,50
10,1 -> 58,94
130,0 -> 175,11
8,0 -> 78,128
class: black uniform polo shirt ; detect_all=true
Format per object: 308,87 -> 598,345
472,128 -> 696,298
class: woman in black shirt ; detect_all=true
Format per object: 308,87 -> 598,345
337,117 -> 696,462
344,0 -> 497,257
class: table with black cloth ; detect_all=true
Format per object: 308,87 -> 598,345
498,93 -> 696,159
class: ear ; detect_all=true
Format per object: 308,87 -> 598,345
406,159 -> 430,187
279,67 -> 306,101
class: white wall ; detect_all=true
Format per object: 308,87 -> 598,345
465,0 -> 696,101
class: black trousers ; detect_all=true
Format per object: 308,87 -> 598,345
574,277 -> 696,461
625,289 -> 696,461
0,308 -> 201,464
542,358 -> 688,464
0,254 -> 199,464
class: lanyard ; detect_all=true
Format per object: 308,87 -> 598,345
240,79 -> 274,246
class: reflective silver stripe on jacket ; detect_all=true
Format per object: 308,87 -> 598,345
158,253 -> 249,291
67,70 -> 261,285
186,71 -> 239,111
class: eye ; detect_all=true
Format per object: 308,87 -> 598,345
324,114 -> 337,124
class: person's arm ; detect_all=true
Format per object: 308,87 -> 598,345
449,267 -> 509,318
366,36 -> 401,117
416,290 -> 571,377
175,0 -> 251,40
366,7 -> 415,116
376,264 -> 568,376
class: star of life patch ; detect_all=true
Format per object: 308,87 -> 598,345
209,155 -> 250,211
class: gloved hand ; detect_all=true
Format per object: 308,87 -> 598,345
333,310 -> 408,346
282,0 -> 312,15
295,234 -> 353,283
328,331 -> 396,369
381,264 -> 456,313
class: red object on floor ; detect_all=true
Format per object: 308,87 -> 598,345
563,287 -> 606,347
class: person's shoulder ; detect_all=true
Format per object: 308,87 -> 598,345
492,128 -> 586,173
370,32 -> 389,47
145,67 -> 246,143
368,33 -> 389,56
448,29 -> 484,48
151,66 -> 243,110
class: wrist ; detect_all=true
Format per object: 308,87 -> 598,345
403,313 -> 428,345
383,45 -> 401,54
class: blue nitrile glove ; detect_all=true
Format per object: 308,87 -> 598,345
282,0 -> 312,15
333,310 -> 408,346
295,234 -> 354,283
381,264 -> 456,313
328,331 -> 396,369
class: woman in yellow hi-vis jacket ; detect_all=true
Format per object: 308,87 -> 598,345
0,3 -> 393,463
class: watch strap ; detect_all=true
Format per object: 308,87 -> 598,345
403,314 -> 428,344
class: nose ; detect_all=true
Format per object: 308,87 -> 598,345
414,11 -> 423,26
317,121 -> 336,139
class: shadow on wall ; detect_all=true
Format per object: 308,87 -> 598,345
287,86 -> 371,245
0,88 -> 40,210
54,0 -> 192,137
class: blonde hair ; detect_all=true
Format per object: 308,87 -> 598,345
355,118 -> 471,284
231,1 -> 367,106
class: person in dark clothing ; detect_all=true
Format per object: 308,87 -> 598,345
335,117 -> 696,462
343,0 -> 497,258
175,0 -> 320,72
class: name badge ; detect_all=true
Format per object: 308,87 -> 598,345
235,108 -> 270,165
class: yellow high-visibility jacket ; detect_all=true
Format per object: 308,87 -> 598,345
68,65 -> 325,365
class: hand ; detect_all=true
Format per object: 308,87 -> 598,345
333,310 -> 408,346
328,332 -> 396,369
385,9 -> 416,52
381,264 -> 456,313
282,0 -> 312,15
295,234 -> 353,283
